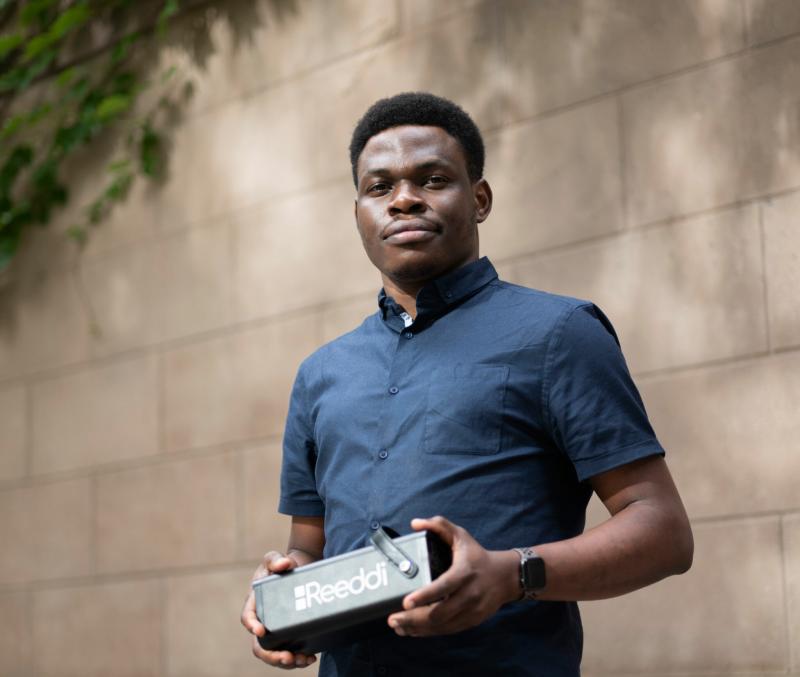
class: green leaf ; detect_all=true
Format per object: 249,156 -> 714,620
20,0 -> 58,26
66,225 -> 88,244
56,66 -> 77,88
48,3 -> 91,40
0,114 -> 25,140
157,0 -> 179,35
95,94 -> 131,121
0,34 -> 23,59
139,124 -> 161,177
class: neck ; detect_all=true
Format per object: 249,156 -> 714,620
381,276 -> 423,319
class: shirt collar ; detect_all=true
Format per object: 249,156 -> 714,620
378,257 -> 498,332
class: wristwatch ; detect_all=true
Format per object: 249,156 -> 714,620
514,547 -> 546,600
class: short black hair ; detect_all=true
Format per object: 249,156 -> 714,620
349,92 -> 485,186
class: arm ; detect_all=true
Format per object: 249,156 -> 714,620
387,455 -> 693,637
241,515 -> 325,668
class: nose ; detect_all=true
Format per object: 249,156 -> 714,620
388,180 -> 425,216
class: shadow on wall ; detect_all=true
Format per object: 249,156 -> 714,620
0,0 -> 301,351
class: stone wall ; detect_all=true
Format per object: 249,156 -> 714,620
1,1 -> 799,675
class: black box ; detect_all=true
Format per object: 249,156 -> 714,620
253,529 -> 451,654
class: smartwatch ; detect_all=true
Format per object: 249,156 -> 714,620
514,547 -> 546,600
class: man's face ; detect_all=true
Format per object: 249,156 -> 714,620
354,125 -> 492,287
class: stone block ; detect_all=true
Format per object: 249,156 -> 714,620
639,352 -> 800,519
400,0 -> 482,30
33,580 -> 161,677
153,81 -> 319,230
786,514 -> 800,673
511,204 -> 767,373
581,517 -> 786,673
242,443 -> 292,560
233,181 -> 377,321
746,0 -> 800,45
79,242 -> 161,356
0,271 -> 92,379
158,221 -> 235,341
483,98 -> 623,259
0,591 -> 31,677
151,0 -> 399,122
763,191 -> 800,349
96,453 -> 238,573
31,355 -> 158,475
501,0 -> 745,121
625,37 -> 800,225
622,56 -> 746,225
744,38 -> 800,203
0,384 -> 26,482
165,567 -> 316,677
321,294 -> 376,344
0,478 -> 91,584
163,313 -> 320,452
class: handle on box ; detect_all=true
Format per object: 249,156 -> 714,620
370,527 -> 419,578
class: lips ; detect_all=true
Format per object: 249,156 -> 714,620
382,219 -> 439,240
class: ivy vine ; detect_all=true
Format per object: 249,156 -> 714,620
0,0 -> 186,273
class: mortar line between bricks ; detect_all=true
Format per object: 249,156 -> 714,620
689,508 -> 800,526
160,577 -> 169,677
0,558 -> 272,593
779,516 -> 793,671
633,348 -> 778,381
616,93 -> 630,230
758,200 -> 773,352
0,433 -> 281,492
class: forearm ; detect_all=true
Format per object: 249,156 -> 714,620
529,497 -> 693,602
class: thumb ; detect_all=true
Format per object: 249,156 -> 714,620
410,515 -> 460,546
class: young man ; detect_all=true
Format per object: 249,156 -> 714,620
241,92 -> 693,676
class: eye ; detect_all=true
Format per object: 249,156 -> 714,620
367,181 -> 390,194
425,175 -> 449,187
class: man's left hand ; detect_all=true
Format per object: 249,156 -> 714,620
387,516 -> 520,637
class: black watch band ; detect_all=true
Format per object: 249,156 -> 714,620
514,547 -> 546,601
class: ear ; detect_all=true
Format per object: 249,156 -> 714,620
353,197 -> 359,229
473,179 -> 493,223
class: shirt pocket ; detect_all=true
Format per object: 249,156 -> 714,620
423,364 -> 509,455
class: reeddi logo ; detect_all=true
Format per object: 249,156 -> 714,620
294,562 -> 389,611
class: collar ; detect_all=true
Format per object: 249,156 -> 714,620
378,257 -> 498,333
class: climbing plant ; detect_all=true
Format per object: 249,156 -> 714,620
0,0 -> 186,272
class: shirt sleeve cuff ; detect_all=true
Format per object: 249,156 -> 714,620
278,497 -> 325,517
573,440 -> 665,483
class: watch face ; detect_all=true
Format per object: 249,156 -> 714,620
522,556 -> 546,590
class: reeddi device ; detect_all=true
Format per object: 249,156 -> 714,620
252,528 -> 452,654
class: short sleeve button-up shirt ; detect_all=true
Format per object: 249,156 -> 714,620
279,256 -> 664,677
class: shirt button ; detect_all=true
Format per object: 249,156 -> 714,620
378,449 -> 389,460
403,331 -> 413,339
370,521 -> 380,530
444,290 -> 453,299
377,667 -> 388,676
388,386 -> 399,394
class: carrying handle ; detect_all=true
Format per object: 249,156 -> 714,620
370,527 -> 419,578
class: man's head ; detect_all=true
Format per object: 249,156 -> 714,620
350,92 -> 492,291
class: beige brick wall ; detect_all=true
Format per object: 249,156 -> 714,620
1,1 -> 798,675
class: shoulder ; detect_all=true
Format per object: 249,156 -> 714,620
295,310 -> 382,381
485,279 -> 620,346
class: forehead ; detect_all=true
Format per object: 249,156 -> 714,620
358,125 -> 467,175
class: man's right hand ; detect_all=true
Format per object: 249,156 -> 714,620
240,551 -> 317,669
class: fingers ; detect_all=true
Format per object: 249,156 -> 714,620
410,515 -> 459,546
388,588 -> 473,637
240,590 -> 265,637
242,551 -> 298,638
251,637 -> 317,669
402,565 -> 464,610
262,550 -> 298,575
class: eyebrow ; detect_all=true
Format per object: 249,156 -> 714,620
361,159 -> 455,178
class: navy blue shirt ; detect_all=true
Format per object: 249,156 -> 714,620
279,257 -> 664,677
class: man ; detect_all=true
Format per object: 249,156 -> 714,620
241,92 -> 693,676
